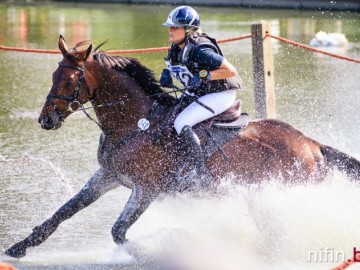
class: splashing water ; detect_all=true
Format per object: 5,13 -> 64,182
118,174 -> 360,270
4,173 -> 359,270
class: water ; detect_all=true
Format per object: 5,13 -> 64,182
0,2 -> 360,269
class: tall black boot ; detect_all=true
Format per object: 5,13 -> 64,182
179,125 -> 213,188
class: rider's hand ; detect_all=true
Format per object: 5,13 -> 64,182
188,70 -> 211,89
160,69 -> 173,88
188,74 -> 202,89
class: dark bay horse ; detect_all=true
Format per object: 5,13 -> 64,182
5,36 -> 360,258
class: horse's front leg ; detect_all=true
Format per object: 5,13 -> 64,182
111,185 -> 157,245
5,168 -> 120,258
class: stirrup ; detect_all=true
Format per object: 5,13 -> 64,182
167,164 -> 197,192
174,164 -> 213,192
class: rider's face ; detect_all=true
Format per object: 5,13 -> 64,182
168,26 -> 186,44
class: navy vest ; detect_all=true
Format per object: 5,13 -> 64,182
165,33 -> 244,95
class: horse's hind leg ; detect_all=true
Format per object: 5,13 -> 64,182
111,186 -> 157,245
5,168 -> 120,258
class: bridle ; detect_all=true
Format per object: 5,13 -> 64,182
45,61 -> 175,139
47,62 -> 92,120
46,62 -> 101,127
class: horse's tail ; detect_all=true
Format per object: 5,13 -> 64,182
320,145 -> 360,180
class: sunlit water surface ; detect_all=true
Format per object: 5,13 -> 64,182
0,2 -> 360,270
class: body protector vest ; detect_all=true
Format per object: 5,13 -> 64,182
164,33 -> 244,96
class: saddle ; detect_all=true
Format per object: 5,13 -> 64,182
196,100 -> 249,158
143,98 -> 250,192
203,99 -> 248,129
148,98 -> 249,159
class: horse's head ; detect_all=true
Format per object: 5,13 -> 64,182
38,35 -> 93,130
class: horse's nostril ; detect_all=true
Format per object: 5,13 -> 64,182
46,116 -> 52,125
39,116 -> 54,130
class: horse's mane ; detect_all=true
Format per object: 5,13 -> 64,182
86,42 -> 176,106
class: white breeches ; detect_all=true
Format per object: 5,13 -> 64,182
174,89 -> 237,134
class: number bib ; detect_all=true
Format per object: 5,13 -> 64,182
165,60 -> 194,87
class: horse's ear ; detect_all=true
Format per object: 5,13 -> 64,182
83,44 -> 92,61
72,44 -> 92,62
58,35 -> 69,55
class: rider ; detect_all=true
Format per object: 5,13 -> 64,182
160,6 -> 244,186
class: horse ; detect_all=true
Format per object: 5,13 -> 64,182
5,35 -> 360,259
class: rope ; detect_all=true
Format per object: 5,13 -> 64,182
266,34 -> 360,64
107,46 -> 168,54
0,45 -> 59,54
218,34 -> 252,44
1,33 -> 359,64
330,253 -> 360,270
0,34 -> 252,55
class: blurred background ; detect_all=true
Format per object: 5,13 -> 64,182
0,2 -> 360,269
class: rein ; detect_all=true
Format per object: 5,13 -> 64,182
47,63 -> 92,106
47,62 -> 103,130
47,62 -> 131,136
150,85 -> 215,114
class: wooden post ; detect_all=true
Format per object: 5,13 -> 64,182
251,21 -> 276,118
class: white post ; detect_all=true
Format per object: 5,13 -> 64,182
251,21 -> 276,118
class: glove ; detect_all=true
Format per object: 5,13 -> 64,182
160,69 -> 173,88
188,74 -> 202,89
188,70 -> 211,89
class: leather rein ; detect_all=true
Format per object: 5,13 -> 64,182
47,62 -> 102,129
47,62 -> 172,140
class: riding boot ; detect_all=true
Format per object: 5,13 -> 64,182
179,125 -> 213,189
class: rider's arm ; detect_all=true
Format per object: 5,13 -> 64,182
209,58 -> 238,80
193,47 -> 238,81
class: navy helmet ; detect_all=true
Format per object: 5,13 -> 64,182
163,6 -> 200,28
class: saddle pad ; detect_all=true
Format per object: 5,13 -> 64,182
203,113 -> 250,158
213,113 -> 249,129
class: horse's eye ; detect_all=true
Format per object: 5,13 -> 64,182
64,81 -> 72,88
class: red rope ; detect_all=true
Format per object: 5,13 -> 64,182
107,46 -> 168,54
266,34 -> 360,64
330,253 -> 360,270
218,34 -> 252,44
0,45 -> 59,54
0,34 -> 252,55
1,34 -> 358,65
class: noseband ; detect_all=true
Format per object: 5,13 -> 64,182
46,62 -> 92,121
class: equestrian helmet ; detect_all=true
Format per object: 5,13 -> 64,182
163,6 -> 200,28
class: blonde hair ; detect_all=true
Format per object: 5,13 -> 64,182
189,27 -> 203,36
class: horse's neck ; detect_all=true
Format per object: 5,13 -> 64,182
92,70 -> 152,138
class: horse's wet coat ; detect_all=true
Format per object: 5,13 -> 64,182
5,36 -> 360,259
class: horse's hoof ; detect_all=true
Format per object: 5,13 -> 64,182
4,242 -> 27,259
114,237 -> 128,245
